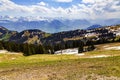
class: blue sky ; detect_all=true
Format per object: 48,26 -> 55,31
0,0 -> 120,20
11,0 -> 78,8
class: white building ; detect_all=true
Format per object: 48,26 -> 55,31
55,48 -> 78,54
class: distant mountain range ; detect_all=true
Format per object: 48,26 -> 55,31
87,24 -> 102,30
0,19 -> 90,33
0,16 -> 120,33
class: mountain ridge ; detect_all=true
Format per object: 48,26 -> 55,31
0,24 -> 120,45
87,24 -> 102,30
0,18 -> 120,33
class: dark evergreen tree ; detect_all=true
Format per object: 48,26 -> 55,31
78,41 -> 84,53
37,45 -> 45,54
23,44 -> 30,56
0,42 -> 3,50
91,45 -> 95,50
87,40 -> 95,51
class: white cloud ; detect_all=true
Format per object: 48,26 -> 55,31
82,0 -> 95,4
54,0 -> 72,2
0,0 -> 120,20
80,0 -> 120,19
37,2 -> 47,6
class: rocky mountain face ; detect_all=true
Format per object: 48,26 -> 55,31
42,24 -> 120,45
41,29 -> 86,44
9,29 -> 50,44
0,24 -> 120,45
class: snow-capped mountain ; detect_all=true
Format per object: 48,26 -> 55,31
0,16 -> 91,33
0,16 -> 120,33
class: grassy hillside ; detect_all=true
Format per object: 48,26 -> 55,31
0,42 -> 120,80
1,33 -> 11,41
0,53 -> 120,79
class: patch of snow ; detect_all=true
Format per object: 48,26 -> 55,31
103,45 -> 109,48
76,53 -> 85,56
0,50 -> 8,53
105,46 -> 120,50
0,50 -> 19,54
7,52 -> 20,54
89,55 -> 110,58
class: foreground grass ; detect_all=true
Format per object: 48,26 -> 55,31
1,42 -> 120,79
85,50 -> 120,56
0,52 -> 120,80
0,54 -> 80,68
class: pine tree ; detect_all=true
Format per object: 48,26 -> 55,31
87,41 -> 95,51
78,46 -> 84,53
91,44 -> 95,50
23,44 -> 29,56
78,41 -> 84,53
0,42 -> 3,50
38,45 -> 45,54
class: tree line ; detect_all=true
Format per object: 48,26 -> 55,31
2,35 -> 119,55
45,38 -> 95,54
0,41 -> 45,56
0,39 -> 96,56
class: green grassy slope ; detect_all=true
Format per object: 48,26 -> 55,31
0,53 -> 120,79
0,42 -> 120,79
0,33 -> 12,41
